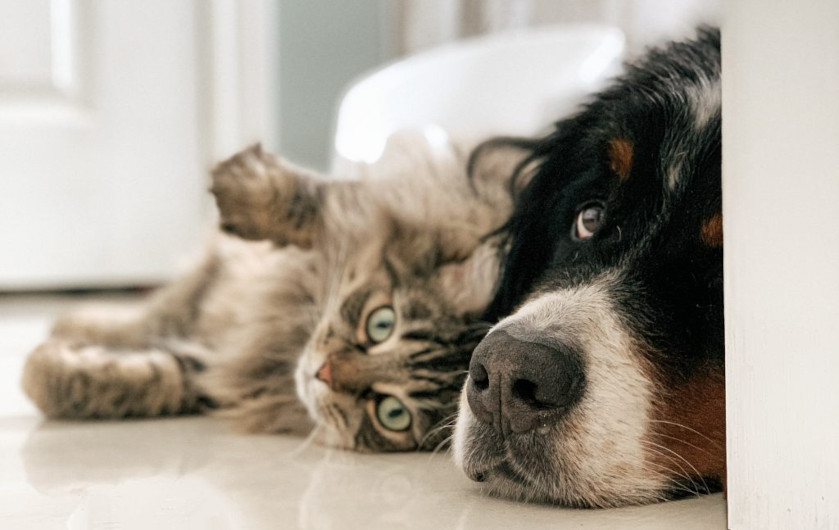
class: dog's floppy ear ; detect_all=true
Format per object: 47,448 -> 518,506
210,144 -> 325,249
480,127 -> 575,321
467,137 -> 538,207
430,242 -> 500,317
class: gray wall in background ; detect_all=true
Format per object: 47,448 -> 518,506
277,0 -> 396,171
276,0 -> 718,171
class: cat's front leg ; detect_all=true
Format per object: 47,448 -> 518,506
22,339 -> 211,419
210,144 -> 324,248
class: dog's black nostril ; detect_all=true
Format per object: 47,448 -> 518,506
466,329 -> 585,435
512,378 -> 537,405
470,362 -> 489,390
473,471 -> 487,482
466,344 -> 500,425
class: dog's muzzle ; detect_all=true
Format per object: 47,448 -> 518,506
466,330 -> 585,436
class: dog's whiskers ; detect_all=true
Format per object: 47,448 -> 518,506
649,419 -> 722,447
642,454 -> 703,497
653,431 -> 715,456
641,439 -> 709,494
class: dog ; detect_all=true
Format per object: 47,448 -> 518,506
453,28 -> 723,507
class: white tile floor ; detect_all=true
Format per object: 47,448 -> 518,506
0,294 -> 727,529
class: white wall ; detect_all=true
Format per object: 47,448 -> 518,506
276,0 -> 393,171
0,0 -> 278,290
398,0 -> 720,55
724,1 -> 839,528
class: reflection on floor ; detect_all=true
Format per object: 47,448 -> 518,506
0,294 -> 726,529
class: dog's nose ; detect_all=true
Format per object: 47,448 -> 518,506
466,330 -> 584,434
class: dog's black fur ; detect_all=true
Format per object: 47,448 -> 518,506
491,29 -> 724,387
454,28 -> 724,507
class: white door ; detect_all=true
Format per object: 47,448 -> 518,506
724,0 -> 839,527
0,0 -> 277,290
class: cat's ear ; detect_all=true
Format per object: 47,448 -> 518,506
210,144 -> 325,248
431,242 -> 500,316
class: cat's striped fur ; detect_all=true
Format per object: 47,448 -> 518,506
22,133 -> 523,451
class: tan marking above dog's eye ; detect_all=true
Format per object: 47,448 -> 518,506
701,213 -> 723,247
607,138 -> 634,180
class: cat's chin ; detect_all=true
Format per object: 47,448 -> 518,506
294,354 -> 320,417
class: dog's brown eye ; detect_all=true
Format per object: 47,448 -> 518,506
574,204 -> 605,240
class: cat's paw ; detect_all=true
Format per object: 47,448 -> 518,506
210,144 -> 321,248
22,340 -> 98,418
210,144 -> 278,241
22,340 -> 198,419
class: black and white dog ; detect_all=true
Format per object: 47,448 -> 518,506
454,29 -> 724,507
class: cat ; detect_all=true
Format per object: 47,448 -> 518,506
22,132 -> 523,452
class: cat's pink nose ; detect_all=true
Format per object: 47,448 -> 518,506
315,362 -> 333,388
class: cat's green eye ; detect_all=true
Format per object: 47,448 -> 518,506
365,306 -> 396,344
376,395 -> 412,432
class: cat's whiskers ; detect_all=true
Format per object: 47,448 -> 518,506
427,433 -> 454,459
419,411 -> 459,453
291,423 -> 324,457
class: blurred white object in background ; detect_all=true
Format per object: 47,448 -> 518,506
332,25 -> 624,175
0,1 -> 277,290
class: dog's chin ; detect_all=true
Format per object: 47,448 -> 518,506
476,472 -> 693,509
453,392 -> 673,509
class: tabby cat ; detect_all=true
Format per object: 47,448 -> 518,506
22,133 -> 521,451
